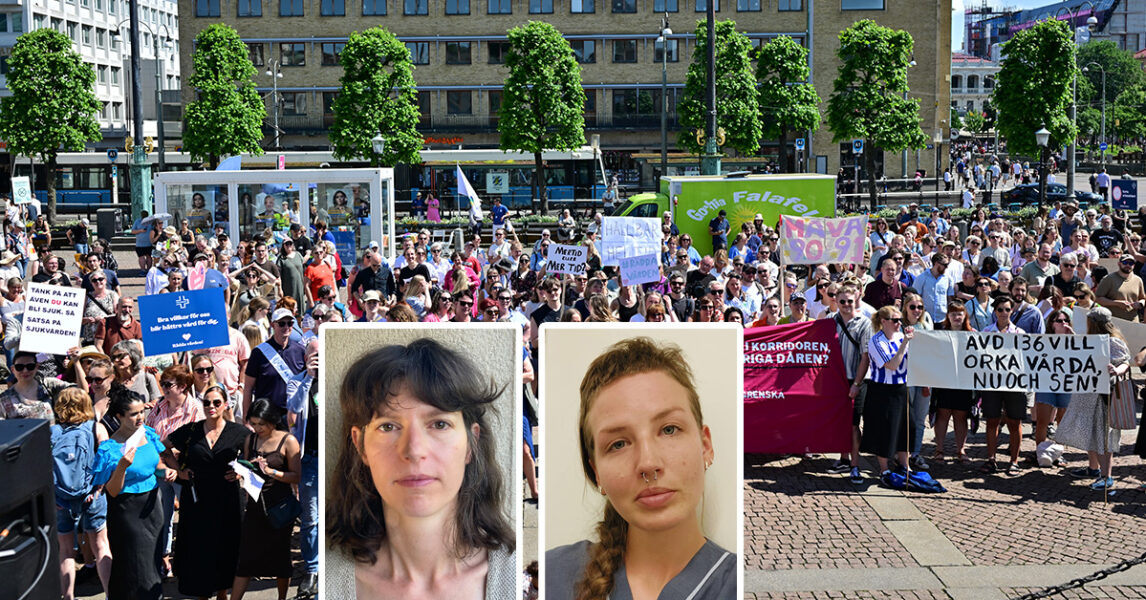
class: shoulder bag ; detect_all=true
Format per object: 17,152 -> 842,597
1108,372 -> 1138,430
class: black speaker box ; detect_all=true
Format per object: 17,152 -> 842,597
0,419 -> 60,600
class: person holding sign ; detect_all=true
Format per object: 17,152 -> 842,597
1056,307 -> 1132,492
91,387 -> 175,600
863,306 -> 913,481
545,338 -> 733,600
978,295 -> 1027,475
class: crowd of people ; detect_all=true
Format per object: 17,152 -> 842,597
1,160 -> 1145,597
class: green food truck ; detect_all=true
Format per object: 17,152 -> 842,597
611,174 -> 837,257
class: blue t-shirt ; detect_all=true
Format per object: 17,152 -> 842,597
92,426 -> 165,495
490,204 -> 508,226
133,219 -> 152,247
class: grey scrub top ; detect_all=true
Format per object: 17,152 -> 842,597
545,538 -> 735,600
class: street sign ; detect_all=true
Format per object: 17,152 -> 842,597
1100,142 -> 1108,152
111,165 -> 118,178
277,154 -> 286,170
795,138 -> 806,151
852,139 -> 863,155
106,148 -> 118,162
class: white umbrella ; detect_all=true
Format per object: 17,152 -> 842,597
141,212 -> 173,224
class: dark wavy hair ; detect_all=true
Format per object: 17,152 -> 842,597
326,337 -> 514,565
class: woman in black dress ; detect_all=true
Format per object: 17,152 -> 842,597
165,383 -> 249,600
232,399 -> 301,600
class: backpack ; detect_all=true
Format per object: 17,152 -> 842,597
50,420 -> 97,500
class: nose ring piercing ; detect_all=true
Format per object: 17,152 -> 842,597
641,471 -> 658,484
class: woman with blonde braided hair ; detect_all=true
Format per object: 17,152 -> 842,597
546,337 -> 735,600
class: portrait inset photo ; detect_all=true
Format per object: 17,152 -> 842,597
321,324 -> 523,599
540,324 -> 743,600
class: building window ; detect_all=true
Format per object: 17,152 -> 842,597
282,92 -> 307,115
612,89 -> 654,117
247,43 -> 265,66
966,75 -> 979,90
363,0 -> 386,14
417,90 -> 431,124
965,100 -> 974,111
111,67 -> 120,84
447,91 -> 472,114
322,42 -> 345,65
446,0 -> 469,13
654,39 -> 678,62
280,0 -> 304,16
488,41 -> 509,64
322,0 -> 345,14
96,28 -> 106,47
613,40 -> 637,63
0,13 -> 23,33
841,0 -> 883,9
696,0 -> 720,11
445,41 -> 471,64
404,0 -> 427,14
0,58 -> 8,76
323,92 -> 338,114
571,0 -> 594,13
112,102 -> 122,120
82,25 -> 92,45
66,21 -> 77,41
489,90 -> 501,114
33,14 -> 44,29
109,0 -> 116,14
530,0 -> 552,13
571,40 -> 596,63
488,0 -> 511,13
653,0 -> 677,11
238,0 -> 262,16
407,42 -> 430,64
196,0 -> 221,17
951,74 -> 961,89
984,76 -> 994,89
778,0 -> 801,10
97,65 -> 107,83
280,43 -> 306,66
95,0 -> 102,10
612,0 -> 635,12
737,0 -> 759,11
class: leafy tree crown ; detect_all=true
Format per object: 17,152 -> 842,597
498,21 -> 587,154
183,24 -> 266,162
678,19 -> 762,155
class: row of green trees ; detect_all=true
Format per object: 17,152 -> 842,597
0,18 -> 932,217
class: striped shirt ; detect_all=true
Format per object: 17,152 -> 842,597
868,330 -> 908,384
145,396 -> 205,442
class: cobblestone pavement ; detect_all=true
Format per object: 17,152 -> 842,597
745,421 -> 1146,599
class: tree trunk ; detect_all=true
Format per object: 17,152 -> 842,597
867,147 -> 879,212
536,151 -> 547,215
209,154 -> 218,170
778,125 -> 789,173
46,152 -> 58,223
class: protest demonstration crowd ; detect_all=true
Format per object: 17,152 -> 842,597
0,154 -> 1145,599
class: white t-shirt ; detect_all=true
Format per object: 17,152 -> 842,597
198,327 -> 252,399
962,189 -> 974,208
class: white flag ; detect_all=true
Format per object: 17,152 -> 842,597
457,164 -> 483,220
230,460 -> 265,501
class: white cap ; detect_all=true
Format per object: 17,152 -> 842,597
367,240 -> 380,249
271,308 -> 294,322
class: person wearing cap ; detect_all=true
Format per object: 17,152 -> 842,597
67,217 -> 91,255
708,208 -> 730,252
243,307 -> 306,414
0,250 -> 20,294
660,211 -> 679,237
288,223 -> 313,259
276,237 -> 307,312
1094,253 -> 1146,322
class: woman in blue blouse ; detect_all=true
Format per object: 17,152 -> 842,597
92,387 -> 176,600
861,305 -> 914,480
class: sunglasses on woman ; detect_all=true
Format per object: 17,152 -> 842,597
194,366 -> 215,375
12,362 -> 36,372
202,398 -> 225,408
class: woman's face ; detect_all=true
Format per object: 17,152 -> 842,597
160,377 -> 185,400
88,366 -> 111,398
112,350 -> 133,374
587,371 -> 712,535
118,400 -> 146,433
249,416 -> 275,437
948,309 -> 966,329
11,356 -> 37,382
353,387 -> 476,521
202,392 -> 227,420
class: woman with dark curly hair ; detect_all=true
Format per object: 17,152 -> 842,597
326,338 -> 516,598
546,338 -> 734,600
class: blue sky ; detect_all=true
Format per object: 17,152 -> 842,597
952,0 -> 1057,51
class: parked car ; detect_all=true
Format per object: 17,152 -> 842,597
1001,183 -> 1102,205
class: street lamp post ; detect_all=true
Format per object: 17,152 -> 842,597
371,134 -> 385,167
699,0 -> 720,176
266,59 -> 284,150
113,20 -> 171,173
1050,3 -> 1098,197
1036,126 -> 1051,206
124,0 -> 149,223
1083,62 -> 1107,167
657,14 -> 672,179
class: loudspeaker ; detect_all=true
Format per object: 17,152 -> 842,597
0,419 -> 60,600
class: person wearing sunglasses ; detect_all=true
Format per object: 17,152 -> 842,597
243,308 -> 307,416
1033,308 -> 1075,455
189,354 -> 223,407
979,295 -> 1026,475
163,382 -> 249,600
0,350 -> 68,421
899,291 -> 934,471
1093,253 -> 1146,322
146,364 -> 205,579
450,292 -> 475,323
864,306 -> 913,482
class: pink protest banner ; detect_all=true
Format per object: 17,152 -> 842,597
744,320 -> 852,454
778,215 -> 867,265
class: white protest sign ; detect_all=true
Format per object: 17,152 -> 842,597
600,216 -> 662,266
779,215 -> 867,265
1072,306 -> 1146,354
10,177 -> 31,205
230,460 -> 265,501
124,426 -> 146,450
619,253 -> 661,286
19,283 -> 84,356
907,330 -> 1110,393
546,243 -> 589,275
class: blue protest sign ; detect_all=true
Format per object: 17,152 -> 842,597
332,230 -> 358,271
1112,179 -> 1138,210
138,287 -> 230,356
